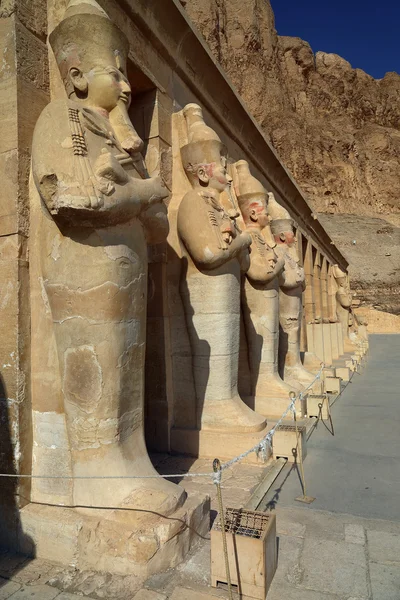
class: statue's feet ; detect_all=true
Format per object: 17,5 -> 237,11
201,396 -> 266,432
72,455 -> 186,517
255,372 -> 295,399
302,352 -> 323,373
253,394 -> 297,418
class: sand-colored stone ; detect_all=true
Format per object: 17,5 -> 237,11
173,105 -> 266,437
335,367 -> 351,382
266,196 -> 319,393
20,492 -> 209,578
26,0 -> 210,574
30,0 -> 183,515
233,162 -> 300,418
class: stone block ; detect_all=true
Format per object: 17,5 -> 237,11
323,377 -> 341,395
211,509 -> 277,599
170,588 -> 221,599
267,581 -> 340,600
57,594 -> 93,600
0,577 -> 21,599
15,22 -> 49,92
133,590 -> 167,599
16,0 -> 47,38
6,584 -> 60,600
0,150 -> 18,236
370,561 -> 400,600
19,493 -> 210,579
272,424 -> 306,463
367,530 -> 400,563
310,324 -> 324,362
299,537 -> 368,597
170,424 -> 271,464
344,524 -> 365,545
0,78 -> 17,155
329,323 -> 339,359
306,394 -> 330,420
335,366 -> 351,382
322,367 -> 336,379
322,323 -> 333,366
271,534 -> 303,585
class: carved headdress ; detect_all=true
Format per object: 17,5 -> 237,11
180,104 -> 227,176
332,264 -> 347,281
49,0 -> 129,93
234,160 -> 268,213
267,192 -> 294,235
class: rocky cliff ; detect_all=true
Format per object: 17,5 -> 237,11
182,0 -> 400,314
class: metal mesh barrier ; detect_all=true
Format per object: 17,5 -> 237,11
213,508 -> 271,539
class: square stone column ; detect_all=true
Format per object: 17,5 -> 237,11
0,3 -> 49,547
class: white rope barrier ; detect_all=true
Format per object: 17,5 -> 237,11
0,364 -> 325,484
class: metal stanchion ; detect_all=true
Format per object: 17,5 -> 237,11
213,458 -> 234,600
290,393 -> 316,505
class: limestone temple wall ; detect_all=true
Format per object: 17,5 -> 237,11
0,0 -> 364,574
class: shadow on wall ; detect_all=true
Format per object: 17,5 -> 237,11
0,373 -> 35,582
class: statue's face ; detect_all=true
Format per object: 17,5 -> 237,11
197,155 -> 230,192
85,65 -> 131,112
252,199 -> 269,229
276,230 -> 295,246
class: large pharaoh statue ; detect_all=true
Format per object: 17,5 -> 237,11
177,105 -> 266,433
30,0 -> 185,514
234,161 -> 295,417
332,264 -> 358,353
267,194 -> 318,391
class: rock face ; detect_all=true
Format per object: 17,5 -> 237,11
182,0 -> 400,313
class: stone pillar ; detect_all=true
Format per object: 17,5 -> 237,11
303,240 -> 315,324
321,257 -> 330,323
302,241 -> 323,372
296,231 -> 307,354
313,250 -> 323,324
0,1 -> 49,548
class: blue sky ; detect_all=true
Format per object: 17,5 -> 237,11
271,0 -> 399,79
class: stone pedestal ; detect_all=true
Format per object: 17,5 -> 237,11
307,323 -> 326,364
170,425 -> 271,464
330,323 -> 339,359
322,323 -> 333,366
336,367 -> 351,382
19,493 -> 210,578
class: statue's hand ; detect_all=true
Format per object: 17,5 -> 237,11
239,231 -> 252,249
94,151 -> 129,185
145,176 -> 169,206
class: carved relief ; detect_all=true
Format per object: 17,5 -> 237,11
0,0 -> 15,18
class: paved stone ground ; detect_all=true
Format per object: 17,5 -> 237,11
1,335 -> 399,599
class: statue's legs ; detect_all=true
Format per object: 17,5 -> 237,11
337,305 -> 357,353
279,287 -> 319,391
243,281 -> 295,416
43,224 -> 185,515
181,264 -> 266,433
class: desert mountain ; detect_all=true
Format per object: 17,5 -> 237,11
182,0 -> 400,314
